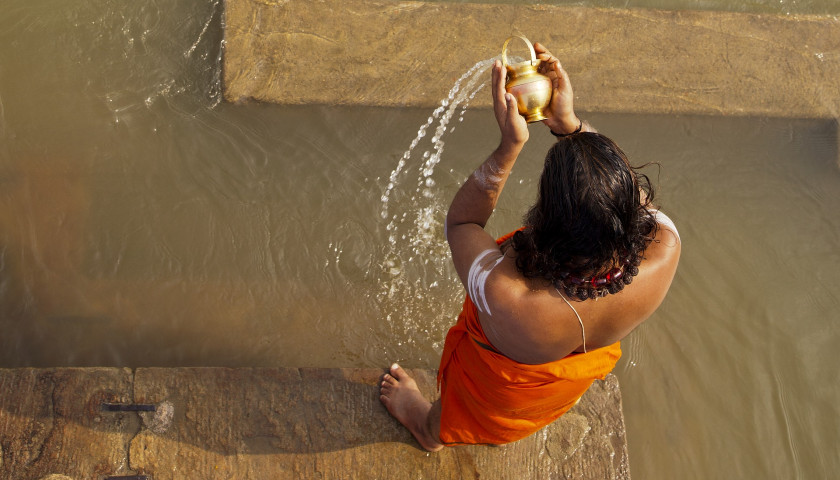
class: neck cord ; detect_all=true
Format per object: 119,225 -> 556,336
555,286 -> 586,353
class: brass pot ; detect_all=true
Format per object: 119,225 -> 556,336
502,35 -> 552,123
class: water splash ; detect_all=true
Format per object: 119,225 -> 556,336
380,57 -> 494,221
373,58 -> 495,356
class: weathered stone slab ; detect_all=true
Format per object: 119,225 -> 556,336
222,0 -> 840,119
130,368 -> 628,479
1,368 -> 628,478
0,368 -> 136,479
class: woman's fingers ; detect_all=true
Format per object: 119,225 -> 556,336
491,59 -> 502,100
551,59 -> 565,89
553,59 -> 570,84
504,92 -> 520,124
492,60 -> 513,125
531,41 -> 579,133
535,44 -> 557,65
489,59 -> 529,144
535,43 -> 562,79
534,43 -> 572,94
533,42 -> 551,56
491,60 -> 507,123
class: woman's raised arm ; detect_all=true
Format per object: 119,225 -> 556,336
444,59 -> 529,287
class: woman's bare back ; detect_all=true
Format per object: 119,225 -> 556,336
478,218 -> 681,365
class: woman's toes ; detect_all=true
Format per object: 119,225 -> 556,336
390,363 -> 406,378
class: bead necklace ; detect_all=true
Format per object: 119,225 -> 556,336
556,254 -> 641,301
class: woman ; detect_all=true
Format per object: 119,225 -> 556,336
380,42 -> 680,451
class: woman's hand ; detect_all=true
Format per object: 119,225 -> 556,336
534,43 -> 580,135
491,59 -> 529,149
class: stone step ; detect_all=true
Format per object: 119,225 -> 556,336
222,0 -> 840,120
1,367 -> 629,479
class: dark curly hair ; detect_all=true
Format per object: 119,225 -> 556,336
508,132 -> 658,291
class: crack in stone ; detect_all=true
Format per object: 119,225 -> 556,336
27,372 -> 58,469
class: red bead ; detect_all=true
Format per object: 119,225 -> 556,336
591,276 -> 608,287
607,268 -> 623,281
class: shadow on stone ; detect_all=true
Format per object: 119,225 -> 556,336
130,367 -> 426,457
0,368 -> 138,479
2,367 -> 629,479
128,367 -> 629,479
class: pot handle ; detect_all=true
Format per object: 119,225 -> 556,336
501,35 -> 538,68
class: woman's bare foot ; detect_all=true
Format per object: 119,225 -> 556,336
379,363 -> 444,452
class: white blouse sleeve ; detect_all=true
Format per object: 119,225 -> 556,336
652,209 -> 680,242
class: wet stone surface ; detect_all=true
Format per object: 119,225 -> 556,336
223,0 -> 840,120
1,368 -> 629,479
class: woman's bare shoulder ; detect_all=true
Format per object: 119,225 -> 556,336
643,218 -> 681,281
588,226 -> 681,341
480,262 -> 587,362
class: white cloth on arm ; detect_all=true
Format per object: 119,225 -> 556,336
467,248 -> 505,315
652,209 -> 680,241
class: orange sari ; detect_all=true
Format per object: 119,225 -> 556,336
436,232 -> 622,445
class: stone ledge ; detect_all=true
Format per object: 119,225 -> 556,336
0,368 -> 136,479
222,0 -> 840,119
1,367 -> 629,479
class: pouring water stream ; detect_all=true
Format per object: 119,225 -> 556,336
373,58 -> 497,352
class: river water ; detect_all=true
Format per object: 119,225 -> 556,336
1,0 -> 838,478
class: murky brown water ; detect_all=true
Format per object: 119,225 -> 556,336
1,0 -> 839,478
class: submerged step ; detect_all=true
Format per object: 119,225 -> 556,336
222,0 -> 840,119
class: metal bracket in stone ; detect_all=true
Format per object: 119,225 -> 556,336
101,403 -> 156,412
101,401 -> 174,434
